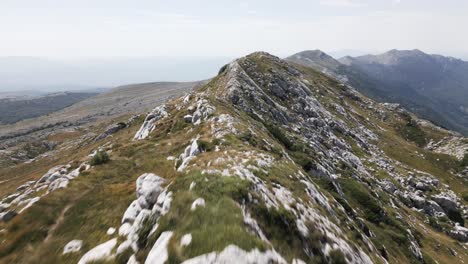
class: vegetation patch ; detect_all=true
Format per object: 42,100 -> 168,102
397,120 -> 427,147
250,203 -> 306,262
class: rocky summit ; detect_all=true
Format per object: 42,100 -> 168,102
0,52 -> 467,264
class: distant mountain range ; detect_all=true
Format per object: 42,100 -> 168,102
287,49 -> 468,136
0,92 -> 97,125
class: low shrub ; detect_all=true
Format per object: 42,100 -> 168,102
397,121 -> 427,147
198,139 -> 217,152
90,150 -> 110,166
461,151 -> 468,167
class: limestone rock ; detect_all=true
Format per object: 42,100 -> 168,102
78,238 -> 117,264
145,231 -> 173,264
134,105 -> 168,140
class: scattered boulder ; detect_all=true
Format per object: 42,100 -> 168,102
449,224 -> 468,242
63,240 -> 83,254
136,173 -> 166,205
191,198 -> 205,211
106,227 -> 116,236
180,233 -> 192,247
380,180 -> 397,193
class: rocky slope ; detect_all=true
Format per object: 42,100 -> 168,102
0,81 -> 200,167
0,52 -> 467,264
287,49 -> 468,136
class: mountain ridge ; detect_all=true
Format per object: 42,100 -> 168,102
0,51 -> 466,264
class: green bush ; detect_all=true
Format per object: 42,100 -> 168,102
264,123 -> 299,151
90,150 -> 110,166
329,249 -> 347,264
461,151 -> 468,167
238,131 -> 258,147
462,192 -> 468,202
198,139 -> 216,152
447,209 -> 464,226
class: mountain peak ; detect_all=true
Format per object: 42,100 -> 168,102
286,50 -> 342,73
288,49 -> 335,61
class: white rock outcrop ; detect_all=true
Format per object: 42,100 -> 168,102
134,105 -> 168,140
190,99 -> 215,125
0,162 -> 89,222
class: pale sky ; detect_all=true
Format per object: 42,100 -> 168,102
1,0 -> 468,59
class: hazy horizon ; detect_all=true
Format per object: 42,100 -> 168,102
1,0 -> 467,92
2,1 -> 467,57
